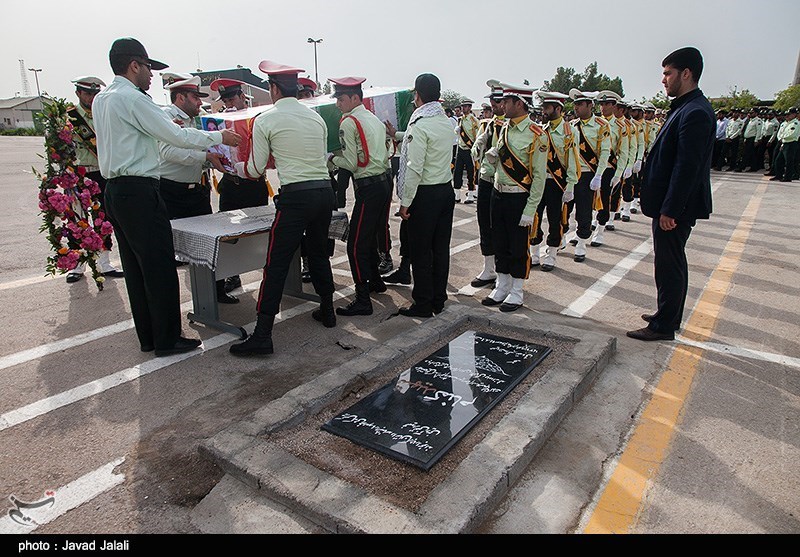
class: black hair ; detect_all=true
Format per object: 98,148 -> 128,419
445,108 -> 453,116
170,90 -> 183,104
271,80 -> 298,98
662,46 -> 703,82
110,54 -> 136,76
414,73 -> 440,104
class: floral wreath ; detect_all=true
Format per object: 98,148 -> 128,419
35,98 -> 114,290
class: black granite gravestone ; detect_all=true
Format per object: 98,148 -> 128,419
321,331 -> 551,471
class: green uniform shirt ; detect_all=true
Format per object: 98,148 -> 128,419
331,103 -> 389,180
763,118 -> 779,142
493,115 -> 548,217
778,118 -> 800,143
72,103 -> 99,169
633,118 -> 646,162
243,97 -> 330,185
606,115 -> 629,180
544,117 -> 580,193
400,112 -> 454,207
743,117 -> 764,141
643,119 -> 660,155
456,112 -> 479,150
159,104 -> 207,184
572,115 -> 612,177
726,118 -> 744,139
473,115 -> 505,182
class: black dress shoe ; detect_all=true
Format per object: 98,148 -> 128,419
433,304 -> 444,315
481,296 -> 503,307
621,215 -> 630,222
383,269 -> 411,285
626,327 -> 674,341
370,279 -> 387,293
312,306 -> 337,328
605,223 -> 615,231
66,273 -> 83,283
641,313 -> 655,322
101,270 -> 124,278
140,344 -> 154,353
574,253 -> 586,262
398,305 -> 433,318
470,276 -> 496,288
224,275 -> 242,293
569,238 -> 578,246
499,301 -> 522,312
769,176 -> 781,181
154,337 -> 202,357
217,291 -> 239,304
301,271 -> 312,283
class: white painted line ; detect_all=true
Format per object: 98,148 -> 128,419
0,274 -> 57,291
676,337 -> 800,369
0,457 -> 125,534
451,238 -> 481,255
560,238 -> 653,318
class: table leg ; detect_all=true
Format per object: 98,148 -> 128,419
187,264 -> 247,339
284,248 -> 320,302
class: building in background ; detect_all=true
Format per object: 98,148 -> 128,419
0,96 -> 43,129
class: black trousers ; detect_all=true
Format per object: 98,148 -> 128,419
347,175 -> 391,284
564,173 -> 594,240
723,137 -> 741,169
477,179 -> 495,256
611,176 -> 624,213
453,147 -> 474,190
532,179 -> 566,248
256,185 -> 336,316
218,173 -> 269,212
712,139 -> 726,170
490,190 -> 531,279
622,172 -> 637,203
773,142 -> 799,181
407,183 -> 455,311
335,169 -> 352,209
159,178 -> 212,220
376,170 -> 394,254
649,217 -> 694,334
104,177 -> 181,350
753,139 -> 767,171
595,166 -> 616,226
737,138 -> 756,171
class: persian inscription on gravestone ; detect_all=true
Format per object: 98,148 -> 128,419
321,331 -> 551,471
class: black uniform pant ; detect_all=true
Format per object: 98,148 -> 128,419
622,172 -> 637,203
335,169 -> 352,209
772,142 -> 799,181
453,147 -> 474,190
712,139 -> 726,170
724,137 -> 740,169
595,166 -> 617,226
256,184 -> 336,316
104,177 -> 181,351
376,170 -> 394,255
407,183 -> 455,312
159,178 -> 212,220
649,217 -> 694,334
611,175 -> 624,213
564,173 -> 594,240
476,179 -> 495,256
218,173 -> 269,212
532,179 -> 566,248
753,139 -> 767,171
347,175 -> 392,284
490,190 -> 531,279
737,138 -> 756,171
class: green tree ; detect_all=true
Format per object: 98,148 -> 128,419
773,84 -> 800,111
321,81 -> 332,95
711,87 -> 760,111
543,62 -> 624,97
440,89 -> 465,110
644,91 -> 670,110
544,66 -> 581,94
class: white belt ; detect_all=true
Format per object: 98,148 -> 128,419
493,182 -> 528,194
80,165 -> 100,173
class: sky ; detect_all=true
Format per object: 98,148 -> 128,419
2,0 -> 798,105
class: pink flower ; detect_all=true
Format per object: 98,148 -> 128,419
100,221 -> 114,235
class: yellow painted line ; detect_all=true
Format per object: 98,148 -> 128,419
583,178 -> 768,534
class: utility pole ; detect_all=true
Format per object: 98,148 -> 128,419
307,38 -> 323,88
28,67 -> 42,102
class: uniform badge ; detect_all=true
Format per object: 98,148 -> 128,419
407,134 -> 413,143
338,129 -> 346,150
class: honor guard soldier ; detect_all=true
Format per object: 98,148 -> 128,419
568,88 -> 610,262
93,37 -> 241,356
737,108 -> 764,172
763,110 -> 781,173
621,102 -> 646,221
591,90 -> 630,247
480,83 -> 548,311
454,97 -> 479,203
530,91 -> 579,271
723,109 -> 744,170
229,61 -> 337,356
66,76 -> 125,284
210,77 -> 271,294
159,74 -> 238,304
394,73 -> 455,317
469,80 -> 506,288
611,97 -> 635,223
770,107 -> 800,182
327,76 -> 392,316
636,102 -> 660,213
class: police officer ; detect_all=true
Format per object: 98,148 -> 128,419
158,74 -> 238,304
568,88 -> 610,263
481,83 -> 547,311
635,102 -> 660,214
469,80 -> 506,287
530,91 -> 579,272
327,76 -> 391,316
453,98 -> 479,204
736,108 -> 763,172
229,60 -> 337,356
611,98 -> 635,223
591,90 -> 629,247
210,78 -> 271,294
621,102 -> 645,222
724,109 -> 744,170
93,37 -> 241,357
65,76 -> 124,284
770,107 -> 800,182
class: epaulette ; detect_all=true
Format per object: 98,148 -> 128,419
596,116 -> 608,125
529,123 -> 543,135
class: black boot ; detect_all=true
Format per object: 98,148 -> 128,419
383,257 -> 411,285
312,294 -> 336,328
336,283 -> 373,316
230,313 -> 274,356
216,280 -> 239,304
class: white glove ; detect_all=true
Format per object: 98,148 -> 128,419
611,175 -> 621,189
562,190 -> 574,203
518,214 -> 534,227
633,160 -> 642,173
485,147 -> 499,164
474,131 -> 489,153
234,161 -> 248,179
590,174 -> 602,191
623,166 -> 633,179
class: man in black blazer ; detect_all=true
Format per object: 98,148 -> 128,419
627,47 -> 715,341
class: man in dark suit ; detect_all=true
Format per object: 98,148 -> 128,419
627,47 -> 715,341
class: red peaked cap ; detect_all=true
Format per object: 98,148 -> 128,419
209,78 -> 248,100
330,76 -> 366,97
298,77 -> 317,92
258,60 -> 305,86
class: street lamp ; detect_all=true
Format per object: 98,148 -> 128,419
28,68 -> 42,101
307,38 -> 322,87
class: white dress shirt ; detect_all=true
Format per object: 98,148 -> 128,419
158,104 -> 207,183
